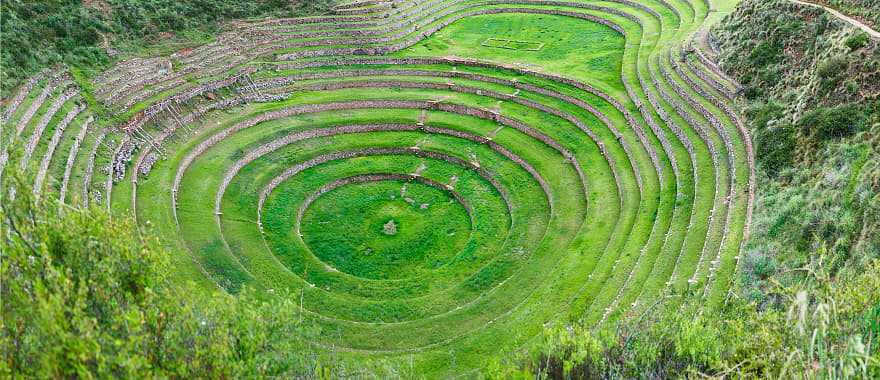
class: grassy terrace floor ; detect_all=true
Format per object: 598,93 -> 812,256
1,0 -> 752,375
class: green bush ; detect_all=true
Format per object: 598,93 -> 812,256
748,41 -> 783,67
757,64 -> 782,86
747,100 -> 786,130
817,56 -> 848,79
756,122 -> 796,176
816,55 -> 850,95
844,79 -> 860,95
845,32 -> 870,51
0,173 -> 327,378
799,103 -> 867,141
747,101 -> 794,176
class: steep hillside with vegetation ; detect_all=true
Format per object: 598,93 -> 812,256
812,1 -> 880,28
0,0 -> 333,97
0,173 -> 314,377
713,0 -> 880,300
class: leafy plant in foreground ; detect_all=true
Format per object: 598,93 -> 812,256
0,171 -> 327,378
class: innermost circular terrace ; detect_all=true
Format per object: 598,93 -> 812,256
300,179 -> 473,280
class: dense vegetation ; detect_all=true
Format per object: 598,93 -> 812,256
713,0 -> 879,298
0,0 -> 333,97
0,172 -> 324,377
506,256 -> 880,377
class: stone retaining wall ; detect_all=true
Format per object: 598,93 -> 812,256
59,116 -> 94,204
22,88 -> 80,164
1,68 -> 51,123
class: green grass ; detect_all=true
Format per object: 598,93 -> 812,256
400,12 -> 626,95
481,37 -> 545,51
301,180 -> 474,280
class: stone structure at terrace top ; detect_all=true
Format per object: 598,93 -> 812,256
383,219 -> 398,235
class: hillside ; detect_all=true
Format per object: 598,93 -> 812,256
712,0 -> 880,298
811,0 -> 880,28
1,0 -> 878,378
0,0 -> 334,97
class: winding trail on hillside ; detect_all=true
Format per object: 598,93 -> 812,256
790,0 -> 880,39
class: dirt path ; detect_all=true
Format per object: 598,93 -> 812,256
791,0 -> 880,39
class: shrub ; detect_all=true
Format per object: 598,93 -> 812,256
817,56 -> 848,79
799,103 -> 867,141
758,64 -> 782,86
756,122 -> 796,176
846,32 -> 870,51
816,55 -> 850,95
747,101 -> 794,175
0,172 -> 324,378
747,100 -> 786,130
844,79 -> 860,95
748,41 -> 783,67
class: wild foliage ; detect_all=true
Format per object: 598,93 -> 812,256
0,172 -> 328,378
712,0 -> 880,293
502,251 -> 880,378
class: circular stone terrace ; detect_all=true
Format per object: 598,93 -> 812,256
0,0 -> 754,375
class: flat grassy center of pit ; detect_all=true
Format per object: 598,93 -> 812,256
300,180 -> 472,280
